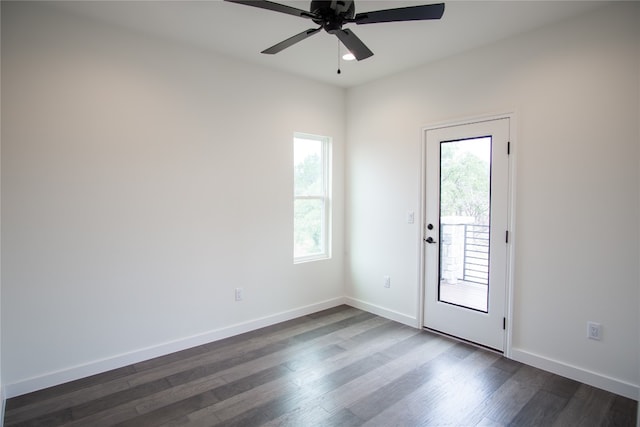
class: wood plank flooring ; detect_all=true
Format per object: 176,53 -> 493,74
4,305 -> 637,426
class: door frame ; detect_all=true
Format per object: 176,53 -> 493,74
418,112 -> 517,357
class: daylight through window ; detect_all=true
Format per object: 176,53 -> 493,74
294,133 -> 331,262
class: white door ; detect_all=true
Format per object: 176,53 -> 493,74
423,118 -> 510,351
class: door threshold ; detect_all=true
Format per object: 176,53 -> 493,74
423,326 -> 503,355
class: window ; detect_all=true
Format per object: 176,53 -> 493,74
293,133 -> 331,262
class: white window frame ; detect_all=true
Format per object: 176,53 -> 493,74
293,133 -> 332,263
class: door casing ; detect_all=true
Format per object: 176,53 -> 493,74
418,113 -> 517,357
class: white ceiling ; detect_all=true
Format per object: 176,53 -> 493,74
53,0 -> 609,88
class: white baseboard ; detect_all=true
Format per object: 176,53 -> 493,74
344,297 -> 419,328
4,297 -> 347,399
10,298 -> 635,407
1,386 -> 5,427
511,348 -> 639,401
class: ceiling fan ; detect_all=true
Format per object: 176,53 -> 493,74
225,0 -> 445,61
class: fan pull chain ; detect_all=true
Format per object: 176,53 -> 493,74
337,40 -> 341,75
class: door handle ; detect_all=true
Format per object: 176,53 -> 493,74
424,236 -> 437,244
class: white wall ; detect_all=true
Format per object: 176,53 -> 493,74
2,0 -> 638,404
1,2 -> 345,395
346,2 -> 639,398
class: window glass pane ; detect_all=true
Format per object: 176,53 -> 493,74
294,198 -> 324,258
439,136 -> 491,312
294,138 -> 322,196
293,133 -> 330,262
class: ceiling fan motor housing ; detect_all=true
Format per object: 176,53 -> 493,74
310,0 -> 355,32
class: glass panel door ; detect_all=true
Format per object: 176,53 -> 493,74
423,118 -> 510,352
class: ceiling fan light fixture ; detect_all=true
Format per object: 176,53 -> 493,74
342,52 -> 356,61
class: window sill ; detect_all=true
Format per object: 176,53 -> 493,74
294,254 -> 331,264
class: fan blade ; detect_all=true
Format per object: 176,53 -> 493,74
262,28 -> 322,55
353,3 -> 445,24
224,0 -> 317,20
333,29 -> 373,61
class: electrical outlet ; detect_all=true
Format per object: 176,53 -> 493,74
384,276 -> 391,288
235,287 -> 244,301
587,321 -> 602,340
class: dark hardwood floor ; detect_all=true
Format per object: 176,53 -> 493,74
4,305 -> 637,426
